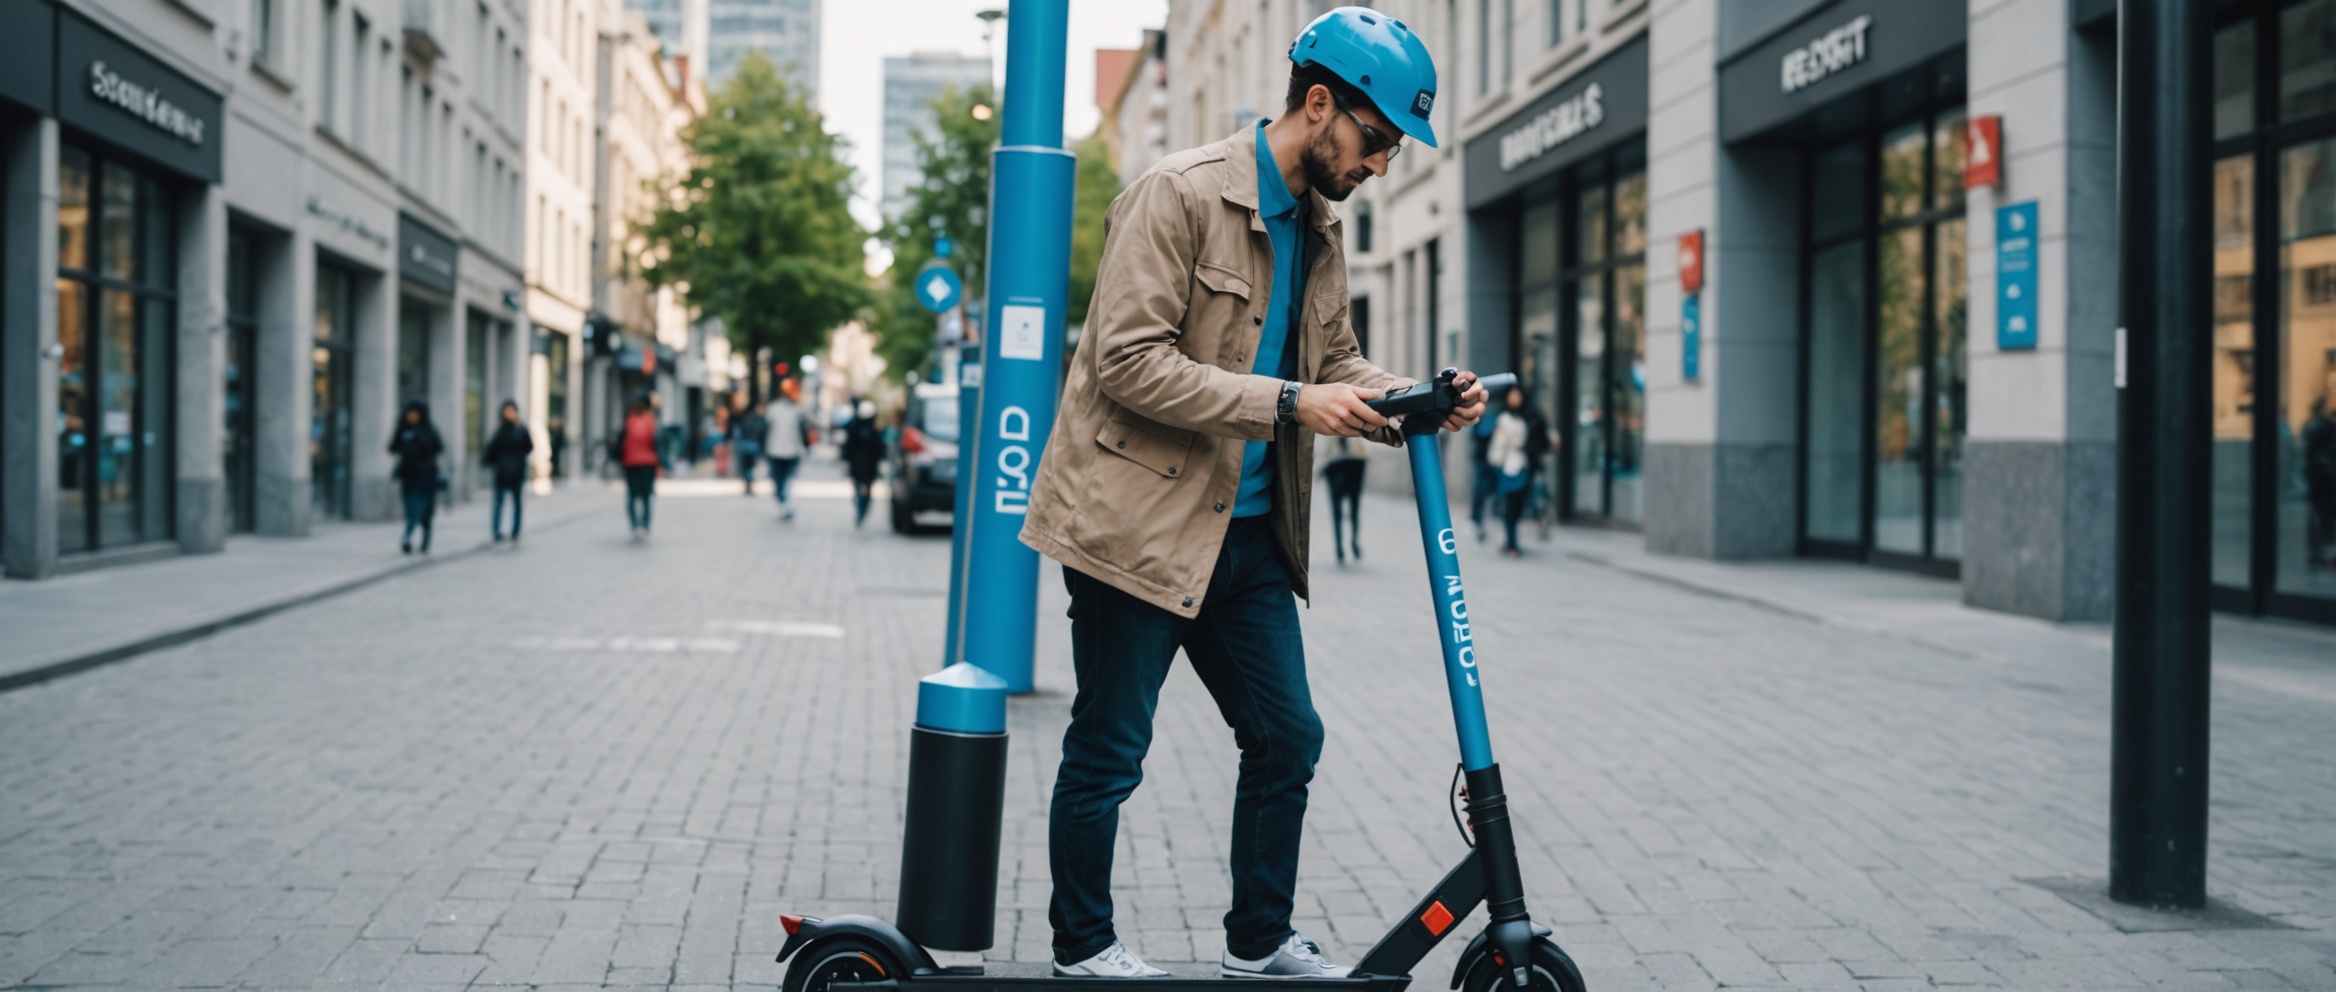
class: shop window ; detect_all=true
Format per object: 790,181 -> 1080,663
53,147 -> 177,554
1516,150 -> 1645,527
2217,21 -> 2257,139
2283,0 -> 2336,121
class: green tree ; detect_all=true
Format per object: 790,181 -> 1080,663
873,84 -> 999,381
1066,131 -> 1122,332
634,53 -> 868,373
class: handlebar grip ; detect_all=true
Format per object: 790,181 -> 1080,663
1477,373 -> 1518,395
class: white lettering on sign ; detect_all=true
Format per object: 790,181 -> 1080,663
1443,574 -> 1479,685
1498,83 -> 1604,172
999,304 -> 1046,361
1780,15 -> 1872,94
993,405 -> 1033,514
89,61 -> 206,146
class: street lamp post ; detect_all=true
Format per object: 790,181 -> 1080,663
953,0 -> 1074,693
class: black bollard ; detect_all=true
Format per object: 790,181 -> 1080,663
896,663 -> 1009,951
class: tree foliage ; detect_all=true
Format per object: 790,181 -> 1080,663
872,83 -> 999,381
633,53 -> 868,368
870,86 -> 1123,381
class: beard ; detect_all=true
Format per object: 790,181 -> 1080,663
1300,128 -> 1371,202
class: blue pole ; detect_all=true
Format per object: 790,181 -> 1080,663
943,345 -> 979,666
960,0 -> 1074,693
1407,433 -> 1496,771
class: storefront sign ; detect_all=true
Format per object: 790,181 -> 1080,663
1678,230 -> 1704,294
1682,294 -> 1702,381
1717,0 -> 1966,145
307,196 -> 393,251
1996,201 -> 2038,350
1497,83 -> 1603,172
0,1 -> 55,115
1779,15 -> 1871,93
398,212 -> 459,296
1465,35 -> 1648,209
1965,116 -> 2002,189
55,8 -> 222,182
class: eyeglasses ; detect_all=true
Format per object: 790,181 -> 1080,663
1333,96 -> 1403,161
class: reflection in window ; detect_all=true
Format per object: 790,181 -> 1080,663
2283,0 -> 2336,121
2280,143 -> 2336,599
2217,21 -> 2256,139
2214,155 -> 2255,589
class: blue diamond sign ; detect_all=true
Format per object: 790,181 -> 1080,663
917,264 -> 964,314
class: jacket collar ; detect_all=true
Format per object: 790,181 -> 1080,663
1218,126 -> 1342,238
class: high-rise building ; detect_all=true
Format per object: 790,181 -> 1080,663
880,52 -> 992,224
705,0 -> 820,98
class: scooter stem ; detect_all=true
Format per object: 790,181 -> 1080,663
1404,432 -> 1495,772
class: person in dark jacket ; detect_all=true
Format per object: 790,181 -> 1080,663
841,399 -> 886,528
483,400 -> 535,544
389,400 -> 445,554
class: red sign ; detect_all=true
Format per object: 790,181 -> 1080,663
1966,115 -> 2002,189
1678,230 -> 1704,294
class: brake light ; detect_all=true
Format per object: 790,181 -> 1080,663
781,915 -> 805,936
900,427 -> 926,454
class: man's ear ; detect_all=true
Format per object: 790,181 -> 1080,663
1308,83 -> 1336,124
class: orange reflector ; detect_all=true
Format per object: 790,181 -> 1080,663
1419,901 -> 1455,936
781,915 -> 804,936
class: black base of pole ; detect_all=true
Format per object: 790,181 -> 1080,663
897,724 -> 1009,951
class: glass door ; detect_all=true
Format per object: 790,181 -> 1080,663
1551,151 -> 1648,525
313,266 -> 356,519
55,145 -> 177,554
225,227 -> 259,533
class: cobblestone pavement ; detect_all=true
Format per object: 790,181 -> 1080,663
2,456 -> 2332,991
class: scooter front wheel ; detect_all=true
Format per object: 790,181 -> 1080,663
1457,937 -> 1587,992
784,937 -> 902,992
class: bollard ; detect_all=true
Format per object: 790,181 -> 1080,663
895,663 -> 1009,951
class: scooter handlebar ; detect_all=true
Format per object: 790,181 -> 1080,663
1476,372 -> 1518,396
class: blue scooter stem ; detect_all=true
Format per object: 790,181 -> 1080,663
1406,432 -> 1497,771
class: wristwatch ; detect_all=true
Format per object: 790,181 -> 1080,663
1276,380 -> 1303,425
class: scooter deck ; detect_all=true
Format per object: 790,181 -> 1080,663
831,961 -> 1410,992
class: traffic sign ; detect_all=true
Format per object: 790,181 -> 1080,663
918,265 -> 964,313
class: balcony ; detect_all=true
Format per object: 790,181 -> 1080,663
404,0 -> 447,63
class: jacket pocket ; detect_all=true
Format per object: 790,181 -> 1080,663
1097,415 -> 1195,479
1194,259 -> 1252,300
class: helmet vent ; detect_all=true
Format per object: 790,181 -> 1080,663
1359,13 -> 1376,23
1361,74 -> 1372,85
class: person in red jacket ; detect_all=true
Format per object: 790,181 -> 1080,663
619,393 -> 662,540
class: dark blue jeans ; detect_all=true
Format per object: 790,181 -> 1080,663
624,466 -> 656,530
492,484 -> 523,539
1050,517 -> 1323,964
400,487 -> 435,550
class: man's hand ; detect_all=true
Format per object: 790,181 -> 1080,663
1439,371 -> 1488,432
1295,383 -> 1389,437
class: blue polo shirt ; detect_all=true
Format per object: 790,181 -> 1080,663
1235,119 -> 1305,518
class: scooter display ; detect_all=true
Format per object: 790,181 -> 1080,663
778,369 -> 1585,992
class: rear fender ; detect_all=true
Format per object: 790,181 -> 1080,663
775,914 -> 940,976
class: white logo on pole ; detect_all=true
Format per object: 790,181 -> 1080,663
999,304 -> 1046,361
995,406 -> 1033,513
924,273 -> 953,305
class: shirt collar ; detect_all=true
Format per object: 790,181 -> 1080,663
1253,118 -> 1300,221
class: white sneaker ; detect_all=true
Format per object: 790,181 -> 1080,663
1221,934 -> 1350,979
1054,940 -> 1171,978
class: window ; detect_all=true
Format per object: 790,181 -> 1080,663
1550,0 -> 1565,47
1356,200 -> 1374,254
351,14 -> 370,144
1477,0 -> 1492,93
320,0 -> 339,129
251,0 -> 274,66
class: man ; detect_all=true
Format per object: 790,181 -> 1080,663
1020,8 -> 1486,980
482,400 -> 535,544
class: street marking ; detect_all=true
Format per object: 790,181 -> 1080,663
712,620 -> 846,639
510,636 -> 743,654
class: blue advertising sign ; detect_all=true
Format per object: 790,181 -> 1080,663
1996,201 -> 2039,350
916,264 -> 964,313
1681,293 -> 1701,380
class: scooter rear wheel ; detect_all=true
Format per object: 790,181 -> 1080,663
1458,937 -> 1587,992
784,937 -> 901,992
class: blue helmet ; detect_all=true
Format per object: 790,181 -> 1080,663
1288,6 -> 1440,148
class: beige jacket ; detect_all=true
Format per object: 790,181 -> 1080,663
1019,128 -> 1408,618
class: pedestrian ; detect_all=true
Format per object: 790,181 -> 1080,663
1483,386 -> 1546,557
547,416 -> 568,479
1321,433 -> 1366,564
764,378 -> 810,521
841,399 -> 885,528
1468,414 -> 1498,543
618,392 -> 661,540
731,395 -> 768,497
482,400 -> 534,544
1017,10 -> 1475,980
388,399 -> 444,555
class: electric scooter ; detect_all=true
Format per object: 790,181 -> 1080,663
777,369 -> 1586,992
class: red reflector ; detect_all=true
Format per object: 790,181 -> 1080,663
781,914 -> 804,936
1419,901 -> 1455,936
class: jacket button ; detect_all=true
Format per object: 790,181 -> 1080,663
1253,315 -> 1263,325
1182,597 -> 1194,607
1214,501 -> 1226,513
1116,440 -> 1126,449
1167,466 -> 1178,476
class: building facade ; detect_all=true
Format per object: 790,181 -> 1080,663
2,0 -> 526,579
880,52 -> 991,225
703,0 -> 817,97
1098,28 -> 1169,189
525,0 -> 601,481
1155,0 -> 2336,627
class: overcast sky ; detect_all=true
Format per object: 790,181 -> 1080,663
820,0 -> 1168,261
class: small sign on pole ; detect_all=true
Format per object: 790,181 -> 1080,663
1996,200 -> 2038,350
1682,293 -> 1701,381
1966,116 -> 2003,189
917,264 -> 964,313
1678,230 -> 1704,294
